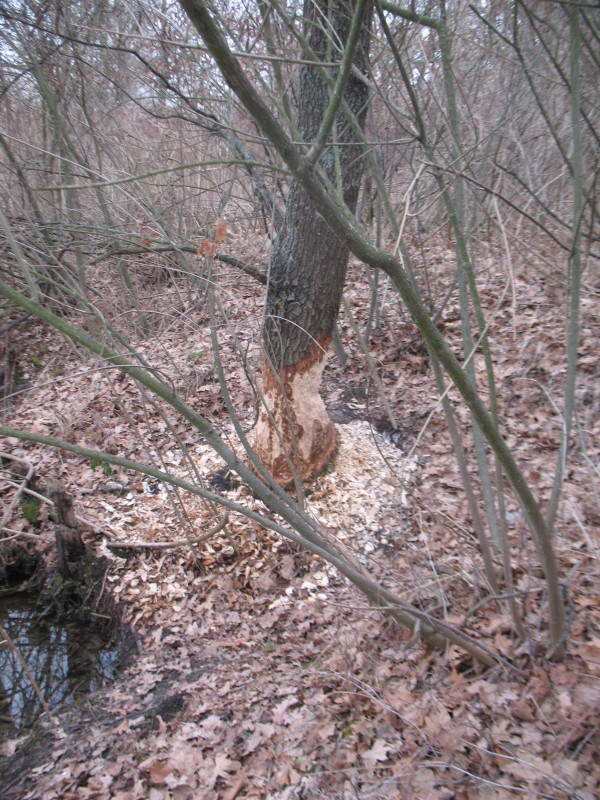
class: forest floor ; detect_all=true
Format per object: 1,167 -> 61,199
1,236 -> 599,799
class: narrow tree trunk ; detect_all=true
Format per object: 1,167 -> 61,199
254,0 -> 372,486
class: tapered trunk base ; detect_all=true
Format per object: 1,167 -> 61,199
253,340 -> 337,487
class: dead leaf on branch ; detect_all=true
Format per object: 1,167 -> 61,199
196,240 -> 217,258
214,219 -> 229,243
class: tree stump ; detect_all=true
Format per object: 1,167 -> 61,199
49,483 -> 86,579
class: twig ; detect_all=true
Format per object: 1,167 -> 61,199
0,527 -> 42,541
0,312 -> 32,335
463,589 -> 535,626
0,451 -> 35,531
91,244 -> 268,284
104,512 -> 229,550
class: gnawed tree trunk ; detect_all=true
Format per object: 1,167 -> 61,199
254,0 -> 372,486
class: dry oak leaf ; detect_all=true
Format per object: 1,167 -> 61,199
279,553 -> 295,581
272,695 -> 299,724
511,698 -> 536,723
361,738 -> 395,763
241,722 -> 276,755
149,759 -> 171,785
209,753 -> 240,790
528,666 -> 552,701
502,753 -> 563,787
409,766 -> 441,799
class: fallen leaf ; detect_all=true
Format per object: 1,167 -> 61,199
149,759 -> 171,785
361,739 -> 394,763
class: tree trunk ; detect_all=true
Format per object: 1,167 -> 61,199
254,0 -> 372,486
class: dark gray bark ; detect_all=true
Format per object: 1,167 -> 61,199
264,0 -> 372,369
49,484 -> 87,580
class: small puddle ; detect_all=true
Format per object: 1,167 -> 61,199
0,595 -> 119,737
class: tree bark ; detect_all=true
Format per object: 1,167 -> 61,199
49,483 -> 86,579
254,0 -> 372,486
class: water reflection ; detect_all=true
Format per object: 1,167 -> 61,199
0,597 -> 118,737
